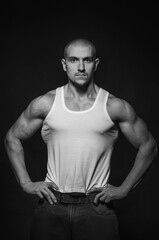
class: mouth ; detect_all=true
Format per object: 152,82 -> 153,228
75,74 -> 87,77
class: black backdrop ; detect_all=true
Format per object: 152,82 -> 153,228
1,2 -> 159,240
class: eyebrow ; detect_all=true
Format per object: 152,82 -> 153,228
67,56 -> 94,60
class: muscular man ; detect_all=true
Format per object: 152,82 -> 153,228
5,38 -> 157,240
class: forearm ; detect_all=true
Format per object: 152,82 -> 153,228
5,134 -> 32,187
120,139 -> 157,193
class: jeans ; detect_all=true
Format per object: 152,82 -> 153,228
29,191 -> 120,240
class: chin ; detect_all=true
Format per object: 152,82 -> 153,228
75,79 -> 87,85
73,80 -> 91,89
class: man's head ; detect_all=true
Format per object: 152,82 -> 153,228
61,38 -> 100,87
63,38 -> 97,59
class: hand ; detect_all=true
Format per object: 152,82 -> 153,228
86,184 -> 128,205
22,181 -> 59,205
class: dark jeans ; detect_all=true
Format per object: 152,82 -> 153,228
29,191 -> 120,240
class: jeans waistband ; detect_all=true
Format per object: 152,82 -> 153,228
50,189 -> 97,204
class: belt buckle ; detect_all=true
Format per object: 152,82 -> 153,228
59,192 -> 86,204
70,192 -> 86,204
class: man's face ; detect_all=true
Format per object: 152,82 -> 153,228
61,44 -> 99,87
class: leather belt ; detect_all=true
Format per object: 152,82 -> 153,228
50,189 -> 97,204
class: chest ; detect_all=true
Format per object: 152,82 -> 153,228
64,97 -> 96,112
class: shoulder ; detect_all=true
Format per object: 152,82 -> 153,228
26,89 -> 56,119
107,93 -> 136,123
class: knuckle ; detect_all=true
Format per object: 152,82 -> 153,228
108,193 -> 113,197
34,189 -> 39,194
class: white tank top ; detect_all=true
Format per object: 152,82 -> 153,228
41,86 -> 118,193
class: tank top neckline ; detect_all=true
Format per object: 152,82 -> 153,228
61,86 -> 102,114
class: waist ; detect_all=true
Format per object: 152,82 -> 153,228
50,189 -> 97,204
50,189 -> 114,209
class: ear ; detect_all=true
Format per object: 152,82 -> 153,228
61,58 -> 67,71
93,58 -> 100,71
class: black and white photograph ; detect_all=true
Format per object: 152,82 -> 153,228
1,2 -> 158,240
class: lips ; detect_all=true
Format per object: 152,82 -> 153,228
75,74 -> 87,77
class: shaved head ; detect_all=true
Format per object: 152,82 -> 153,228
64,38 -> 97,59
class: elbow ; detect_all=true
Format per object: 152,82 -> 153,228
140,136 -> 158,162
4,130 -> 23,153
4,130 -> 12,150
148,137 -> 158,160
153,140 -> 158,158
4,129 -> 17,151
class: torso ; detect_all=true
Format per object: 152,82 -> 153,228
41,86 -> 120,125
42,85 -> 119,192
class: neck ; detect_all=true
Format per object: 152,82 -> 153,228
66,80 -> 98,98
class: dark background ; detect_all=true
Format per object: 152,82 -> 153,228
1,2 -> 159,240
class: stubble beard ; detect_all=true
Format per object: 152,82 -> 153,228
69,76 -> 93,92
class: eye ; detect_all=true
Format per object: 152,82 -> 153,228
69,58 -> 78,63
84,58 -> 93,63
71,59 -> 76,63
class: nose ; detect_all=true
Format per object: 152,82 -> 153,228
78,60 -> 85,72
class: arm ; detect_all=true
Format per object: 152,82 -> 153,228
117,100 -> 157,193
87,98 -> 157,203
5,94 -> 58,204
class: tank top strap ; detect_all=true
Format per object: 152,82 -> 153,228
52,86 -> 63,109
55,86 -> 62,101
42,87 -> 62,123
97,88 -> 109,106
100,89 -> 114,125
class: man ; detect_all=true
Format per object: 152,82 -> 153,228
5,38 -> 157,240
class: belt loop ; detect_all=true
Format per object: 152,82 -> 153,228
88,192 -> 96,203
59,192 -> 62,202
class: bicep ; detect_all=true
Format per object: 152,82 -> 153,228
11,112 -> 43,140
119,116 -> 150,148
10,99 -> 44,140
7,92 -> 54,141
117,100 -> 151,148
